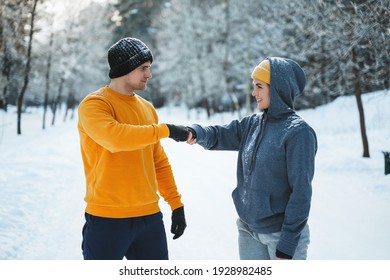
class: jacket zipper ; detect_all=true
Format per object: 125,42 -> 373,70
249,113 -> 267,174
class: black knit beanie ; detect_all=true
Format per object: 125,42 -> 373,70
107,37 -> 153,78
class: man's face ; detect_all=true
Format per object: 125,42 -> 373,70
124,61 -> 152,91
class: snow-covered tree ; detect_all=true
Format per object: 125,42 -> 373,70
110,0 -> 168,106
153,0 -> 388,122
0,0 -> 35,111
16,0 -> 39,134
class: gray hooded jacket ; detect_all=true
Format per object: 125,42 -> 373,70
191,57 -> 317,257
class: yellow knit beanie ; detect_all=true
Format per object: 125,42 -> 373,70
251,59 -> 270,84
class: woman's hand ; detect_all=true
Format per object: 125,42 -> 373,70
186,132 -> 197,145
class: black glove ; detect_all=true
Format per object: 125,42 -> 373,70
166,124 -> 189,142
276,249 -> 293,259
186,126 -> 197,139
171,206 -> 186,240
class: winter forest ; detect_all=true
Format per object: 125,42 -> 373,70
1,0 -> 390,266
1,0 -> 389,140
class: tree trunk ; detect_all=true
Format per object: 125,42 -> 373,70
1,57 -> 11,112
347,3 -> 370,158
63,92 -> 76,122
351,46 -> 370,158
16,0 -> 38,135
51,77 -> 64,126
1,9 -> 11,112
245,34 -> 252,115
43,32 -> 54,130
223,0 -> 241,117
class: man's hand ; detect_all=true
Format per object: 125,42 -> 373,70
171,206 -> 186,240
166,124 -> 190,142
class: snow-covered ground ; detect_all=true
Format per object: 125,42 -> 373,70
0,90 -> 389,260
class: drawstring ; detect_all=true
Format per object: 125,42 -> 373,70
249,112 -> 267,174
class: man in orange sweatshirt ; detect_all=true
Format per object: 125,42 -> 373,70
78,37 -> 190,260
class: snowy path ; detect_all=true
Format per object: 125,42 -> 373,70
0,111 -> 85,259
1,91 -> 390,260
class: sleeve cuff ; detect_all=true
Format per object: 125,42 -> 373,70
276,249 -> 293,259
160,123 -> 170,138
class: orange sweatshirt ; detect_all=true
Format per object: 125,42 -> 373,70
77,86 -> 183,218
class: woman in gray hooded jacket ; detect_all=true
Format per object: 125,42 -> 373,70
187,57 -> 317,260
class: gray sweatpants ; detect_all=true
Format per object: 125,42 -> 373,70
237,218 -> 310,260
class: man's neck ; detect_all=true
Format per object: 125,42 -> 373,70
108,80 -> 135,96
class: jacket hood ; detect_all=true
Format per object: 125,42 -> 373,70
267,57 -> 306,119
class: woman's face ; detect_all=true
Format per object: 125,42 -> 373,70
251,78 -> 270,110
